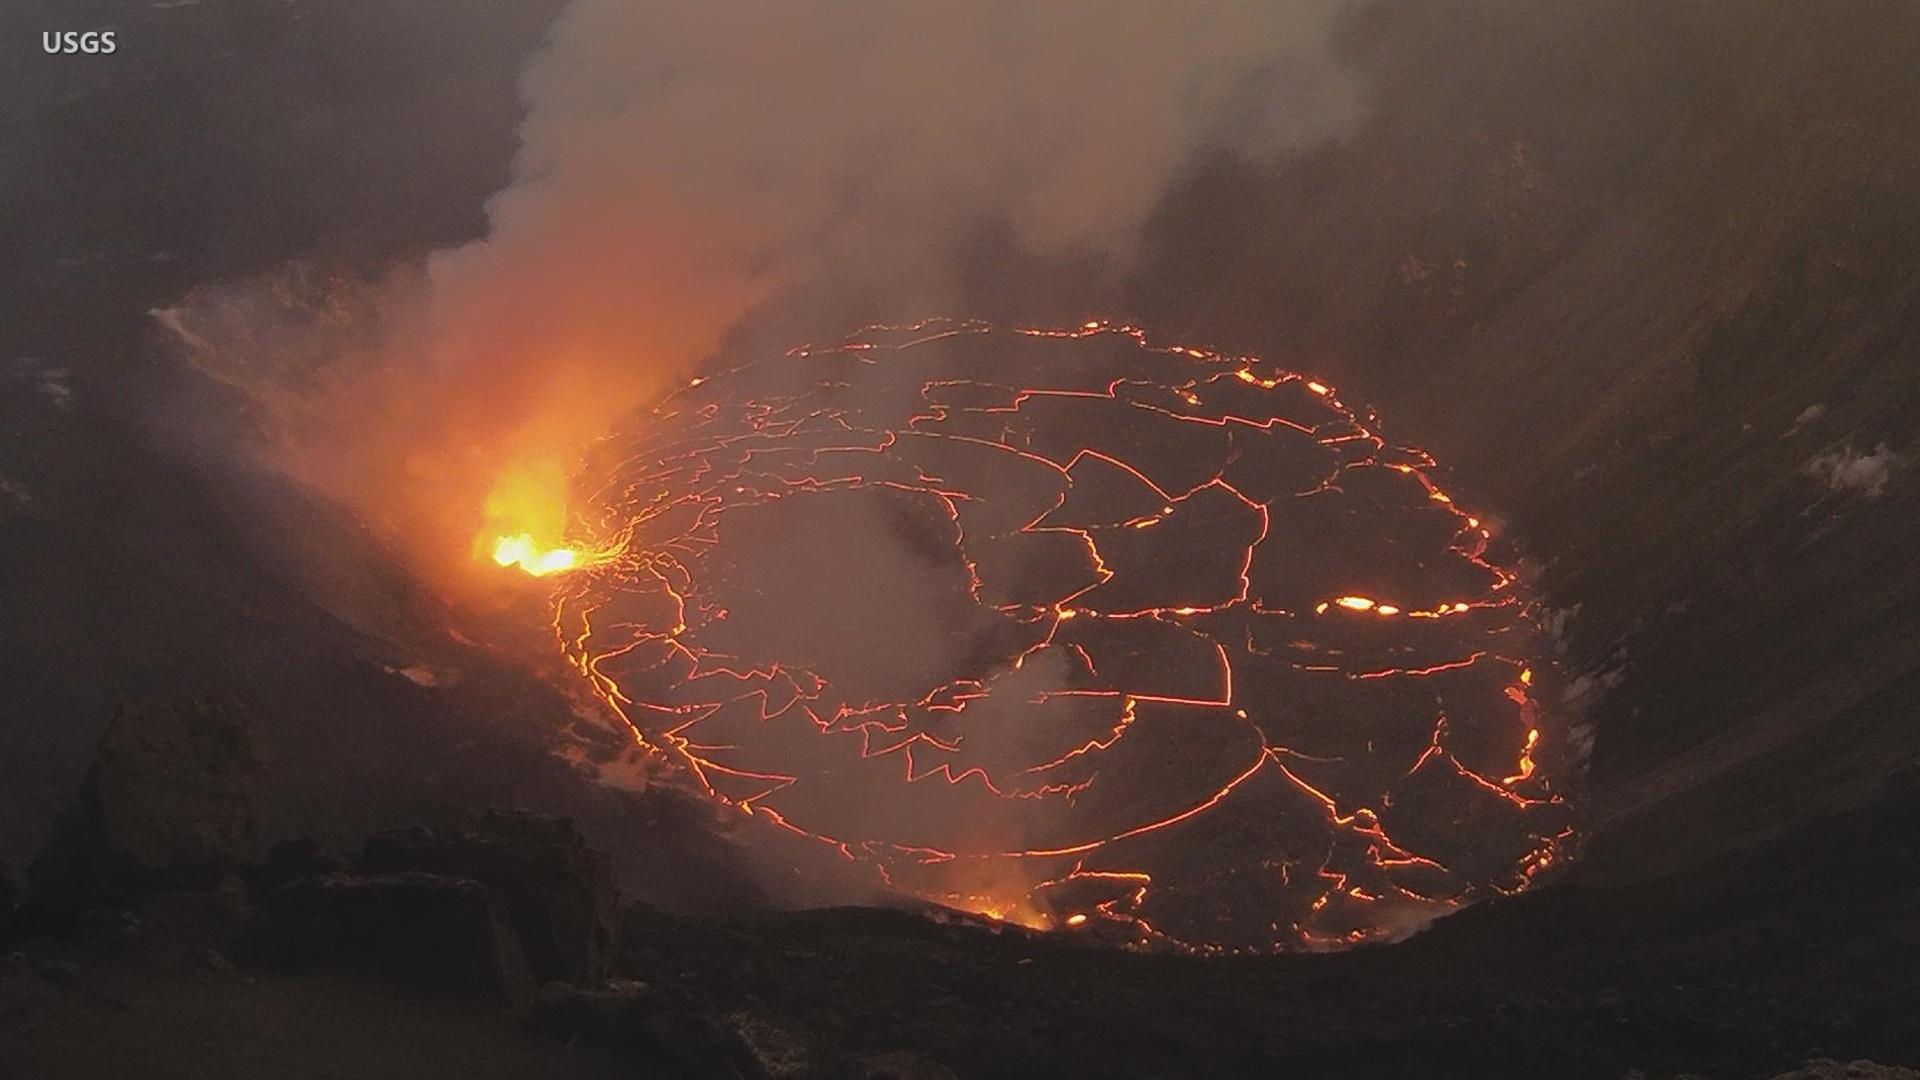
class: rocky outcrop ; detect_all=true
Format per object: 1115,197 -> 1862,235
723,1010 -> 838,1080
254,836 -> 350,890
265,870 -> 532,1007
29,698 -> 267,914
525,978 -> 676,1047
257,810 -> 618,1008
525,981 -> 755,1078
358,809 -> 617,985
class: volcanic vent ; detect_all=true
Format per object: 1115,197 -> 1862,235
552,321 -> 1574,950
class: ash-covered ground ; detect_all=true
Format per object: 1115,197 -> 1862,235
2,2 -> 1919,1078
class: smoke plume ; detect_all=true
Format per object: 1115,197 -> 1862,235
166,0 -> 1360,595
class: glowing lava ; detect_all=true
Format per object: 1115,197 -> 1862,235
550,320 -> 1577,950
492,533 -> 583,577
481,459 -> 623,578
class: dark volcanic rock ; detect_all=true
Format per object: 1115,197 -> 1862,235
254,812 -> 622,1012
0,856 -> 16,945
724,1010 -> 838,1080
359,808 -> 617,985
640,1010 -> 751,1080
1887,757 -> 1920,801
252,836 -> 351,891
78,884 -> 261,972
266,870 -> 532,1007
29,698 -> 267,913
1767,1063 -> 1920,1080
858,1051 -> 960,1080
525,978 -> 674,1047
525,984 -> 834,1079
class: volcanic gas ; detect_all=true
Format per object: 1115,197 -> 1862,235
548,321 -> 1575,950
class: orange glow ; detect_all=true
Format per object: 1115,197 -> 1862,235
1316,595 -> 1487,620
965,901 -> 1051,931
1504,728 -> 1540,785
477,459 -> 618,578
479,459 -> 570,565
491,534 -> 582,576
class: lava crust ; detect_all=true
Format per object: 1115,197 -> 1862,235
555,321 -> 1574,949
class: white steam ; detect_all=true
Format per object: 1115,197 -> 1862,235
164,1 -> 1362,592
453,0 -> 1361,309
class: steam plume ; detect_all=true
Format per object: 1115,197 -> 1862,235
166,1 -> 1360,593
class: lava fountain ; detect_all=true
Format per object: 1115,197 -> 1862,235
545,320 -> 1575,950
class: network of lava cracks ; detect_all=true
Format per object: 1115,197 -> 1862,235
550,320 -> 1576,951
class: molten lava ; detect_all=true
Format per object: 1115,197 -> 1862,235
480,459 -> 623,578
491,534 -> 583,577
547,321 -> 1576,950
